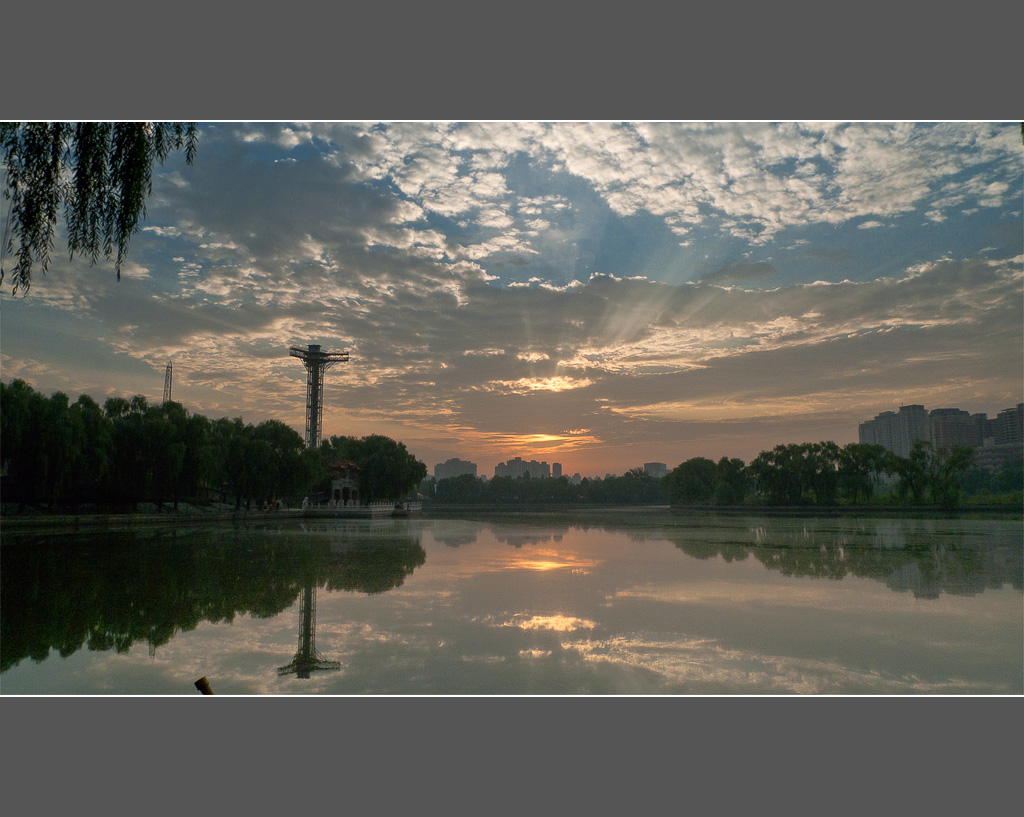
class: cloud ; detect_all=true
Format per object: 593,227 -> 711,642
4,122 -> 1020,474
16,238 -> 1019,464
700,261 -> 778,284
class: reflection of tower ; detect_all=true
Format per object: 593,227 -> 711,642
162,361 -> 172,404
289,344 -> 350,448
277,583 -> 340,679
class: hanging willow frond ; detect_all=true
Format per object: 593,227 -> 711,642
0,122 -> 198,295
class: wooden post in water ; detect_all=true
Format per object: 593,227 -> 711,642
195,676 -> 214,695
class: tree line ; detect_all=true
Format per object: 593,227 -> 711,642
694,441 -> 991,508
426,467 -> 669,507
426,441 -> 1020,509
0,379 -> 426,511
4,379 -> 1016,512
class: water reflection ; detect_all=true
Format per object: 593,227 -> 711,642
2,513 -> 1019,695
455,513 -> 1021,600
663,515 -> 1022,599
278,584 -> 340,679
495,531 -> 565,549
0,526 -> 425,674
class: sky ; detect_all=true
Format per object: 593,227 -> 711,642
2,122 -> 1022,478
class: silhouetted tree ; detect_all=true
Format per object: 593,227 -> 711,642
749,444 -> 805,504
893,440 -> 930,503
1,122 -> 198,294
715,457 -> 749,505
252,419 -> 309,502
434,473 -> 485,503
321,434 -> 427,502
837,443 -> 890,503
105,395 -> 149,507
667,457 -> 718,504
927,444 -> 975,508
803,441 -> 841,504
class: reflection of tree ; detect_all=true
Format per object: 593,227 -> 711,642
0,527 -> 426,672
434,533 -> 479,548
667,520 -> 1023,599
277,538 -> 426,679
670,540 -> 751,563
324,541 -> 426,594
494,532 -> 563,549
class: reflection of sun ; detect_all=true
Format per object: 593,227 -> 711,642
507,549 -> 598,573
516,558 -> 573,571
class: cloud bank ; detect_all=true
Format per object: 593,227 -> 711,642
3,122 -> 1021,474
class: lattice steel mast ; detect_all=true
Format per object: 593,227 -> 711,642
277,584 -> 340,679
289,343 -> 349,448
162,361 -> 172,404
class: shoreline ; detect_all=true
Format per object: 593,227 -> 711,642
3,501 -> 1020,536
0,502 -> 420,536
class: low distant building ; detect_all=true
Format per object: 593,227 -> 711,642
643,462 -> 668,478
972,441 -> 1024,473
434,458 -> 477,480
327,461 -> 361,506
494,457 -> 550,479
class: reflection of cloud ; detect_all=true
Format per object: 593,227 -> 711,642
613,581 -> 884,611
564,635 -> 992,694
500,614 -> 597,632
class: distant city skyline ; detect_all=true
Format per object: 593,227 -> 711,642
859,401 -> 1023,471
3,122 -> 1021,477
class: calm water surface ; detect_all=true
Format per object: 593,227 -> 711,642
2,512 -> 1021,695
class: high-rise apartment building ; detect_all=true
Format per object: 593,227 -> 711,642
994,403 -> 1023,445
859,402 -> 1024,471
859,405 -> 929,457
434,458 -> 478,480
643,462 -> 668,478
494,457 -> 550,479
970,413 -> 994,444
972,405 -> 1023,473
929,408 -> 982,449
552,463 -> 562,478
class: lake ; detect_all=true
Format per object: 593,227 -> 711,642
1,510 -> 1021,695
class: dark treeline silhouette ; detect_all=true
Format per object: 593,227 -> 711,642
319,434 -> 427,504
426,467 -> 668,507
0,527 -> 426,672
426,441 -> 1019,509
4,379 -> 1016,511
740,440 -> 1016,509
0,379 -> 426,511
